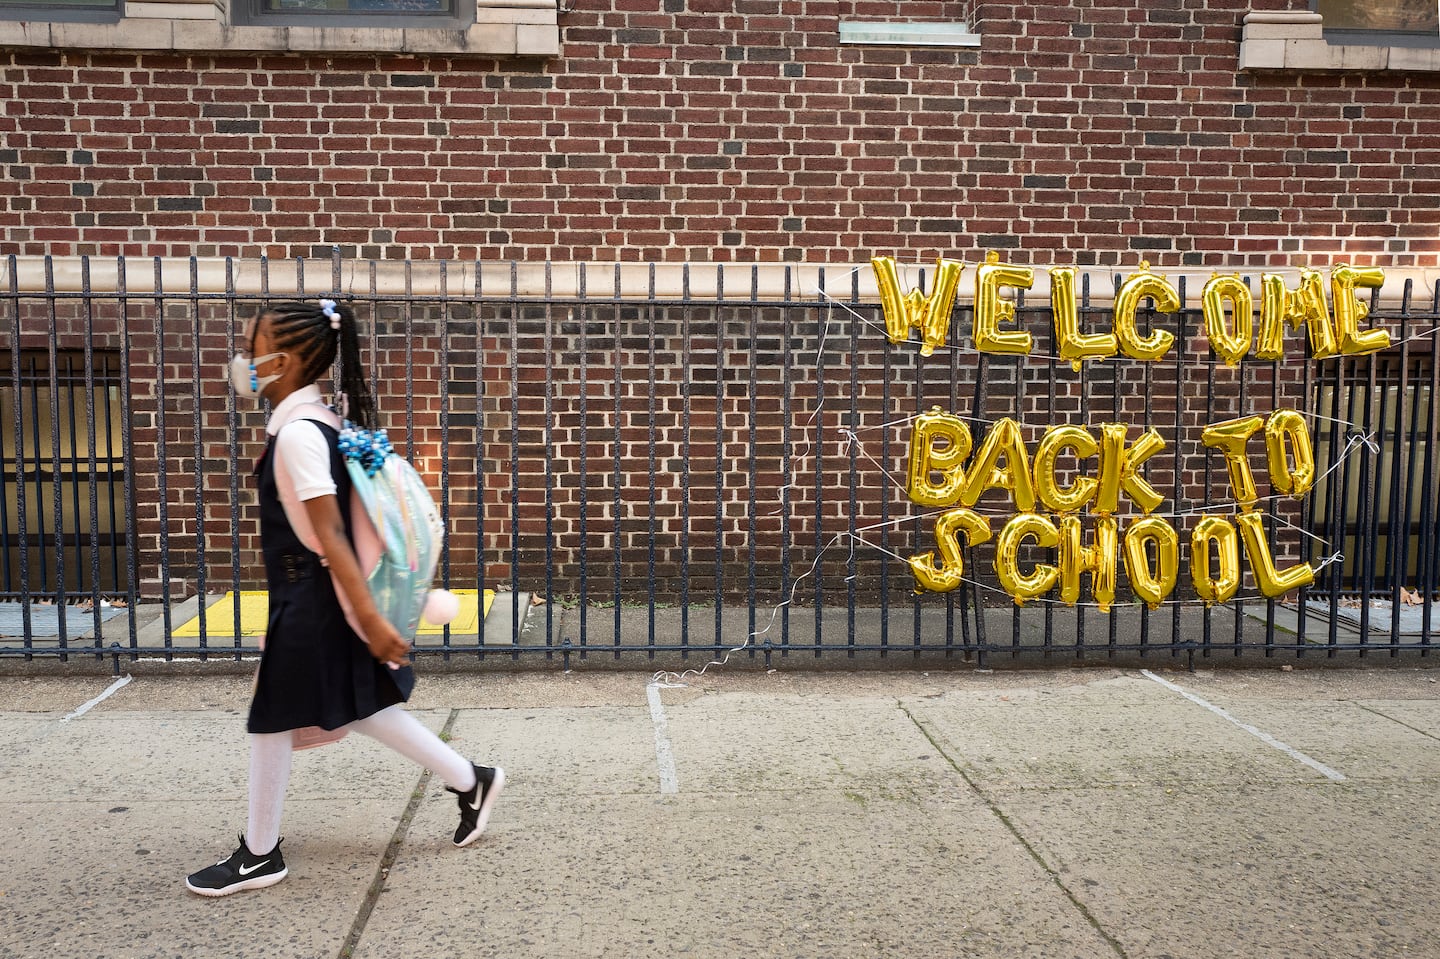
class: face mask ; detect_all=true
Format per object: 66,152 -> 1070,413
228,352 -> 287,397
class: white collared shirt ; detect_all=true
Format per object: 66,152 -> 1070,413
265,384 -> 337,501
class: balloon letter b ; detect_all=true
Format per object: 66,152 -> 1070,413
907,408 -> 972,507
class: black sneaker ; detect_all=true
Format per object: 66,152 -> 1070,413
448,763 -> 505,847
185,836 -> 288,897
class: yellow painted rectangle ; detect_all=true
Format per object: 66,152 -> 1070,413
174,588 -> 496,638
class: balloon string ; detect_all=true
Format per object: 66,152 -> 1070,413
650,531 -> 853,688
767,294 -> 845,517
815,283 -> 974,359
1259,512 -> 1334,547
1396,323 -> 1440,347
837,428 -> 908,493
1302,409 -> 1379,433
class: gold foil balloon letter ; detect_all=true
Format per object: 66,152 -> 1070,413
871,256 -> 964,357
1112,261 -> 1177,361
1058,515 -> 1118,611
906,408 -> 972,507
1201,273 -> 1253,367
1123,516 -> 1179,609
1033,424 -> 1099,514
1051,266 -> 1117,370
1331,263 -> 1390,355
960,417 -> 1036,512
1257,269 -> 1337,360
909,508 -> 992,594
1264,408 -> 1316,497
1237,511 -> 1315,598
1200,415 -> 1264,510
1190,515 -> 1240,606
1094,424 -> 1167,516
994,513 -> 1059,606
973,251 -> 1035,355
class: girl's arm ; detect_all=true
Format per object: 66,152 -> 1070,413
303,492 -> 411,666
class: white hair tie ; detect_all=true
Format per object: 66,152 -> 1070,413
320,299 -> 341,331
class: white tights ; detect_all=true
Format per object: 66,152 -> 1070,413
245,705 -> 477,855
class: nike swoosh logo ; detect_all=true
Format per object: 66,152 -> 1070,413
468,791 -> 484,811
238,860 -> 271,876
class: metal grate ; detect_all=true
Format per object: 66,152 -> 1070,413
0,253 -> 1435,668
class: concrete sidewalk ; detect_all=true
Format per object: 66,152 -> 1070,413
2,667 -> 1439,959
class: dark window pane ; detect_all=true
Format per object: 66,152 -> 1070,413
264,0 -> 448,11
0,0 -> 117,7
1317,0 -> 1440,33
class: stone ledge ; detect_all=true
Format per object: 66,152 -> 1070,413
4,257 -> 1436,308
1239,9 -> 1440,72
0,2 -> 557,55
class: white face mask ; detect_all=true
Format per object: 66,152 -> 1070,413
228,352 -> 287,397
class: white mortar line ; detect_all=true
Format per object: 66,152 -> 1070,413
1140,670 -> 1345,782
646,682 -> 679,795
60,674 -> 132,723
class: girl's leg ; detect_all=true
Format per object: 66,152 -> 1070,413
348,705 -> 477,791
246,731 -> 293,855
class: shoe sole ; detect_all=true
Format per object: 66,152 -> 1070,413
185,868 -> 289,897
454,766 -> 505,848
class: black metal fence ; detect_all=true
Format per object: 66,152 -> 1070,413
0,254 -> 1436,669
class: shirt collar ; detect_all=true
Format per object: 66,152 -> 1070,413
266,384 -> 325,436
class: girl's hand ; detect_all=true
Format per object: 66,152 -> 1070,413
363,613 -> 411,667
303,492 -> 412,669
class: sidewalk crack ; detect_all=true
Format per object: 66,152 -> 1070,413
338,708 -> 457,959
901,703 -> 1130,959
1355,702 -> 1440,743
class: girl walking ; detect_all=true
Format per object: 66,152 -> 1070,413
186,299 -> 504,897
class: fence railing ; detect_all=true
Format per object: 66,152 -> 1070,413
1,254 -> 1436,669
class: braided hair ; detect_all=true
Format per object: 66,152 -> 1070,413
262,300 -> 376,429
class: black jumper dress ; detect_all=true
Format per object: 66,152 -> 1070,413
247,420 -> 416,734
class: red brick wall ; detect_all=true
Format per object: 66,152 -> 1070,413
2,0 -> 1437,267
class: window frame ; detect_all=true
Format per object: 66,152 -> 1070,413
1313,0 -> 1440,49
231,0 -> 475,31
0,0 -> 120,25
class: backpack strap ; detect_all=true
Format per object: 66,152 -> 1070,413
270,401 -> 343,556
268,400 -> 387,652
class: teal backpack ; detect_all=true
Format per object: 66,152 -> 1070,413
274,403 -> 448,642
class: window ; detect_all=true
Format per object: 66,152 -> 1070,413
0,0 -> 558,56
1,349 -> 128,597
1311,351 -> 1437,592
0,0 -> 118,24
837,0 -> 979,49
234,0 -> 475,29
1316,0 -> 1440,46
